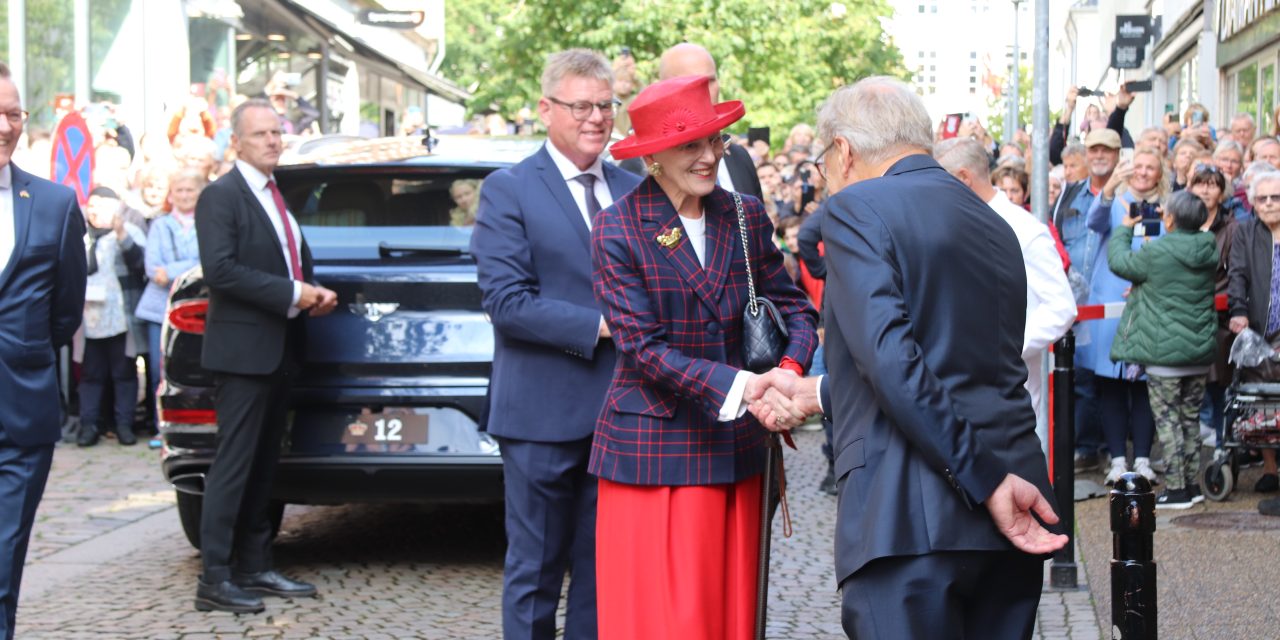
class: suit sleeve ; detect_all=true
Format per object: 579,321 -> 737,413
471,170 -> 602,358
796,207 -> 826,280
1022,231 -> 1078,358
195,184 -> 295,315
823,198 -> 1008,506
1106,225 -> 1148,283
51,195 -> 87,347
591,209 -> 739,416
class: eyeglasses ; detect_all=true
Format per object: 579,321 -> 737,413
546,96 -> 621,121
1256,194 -> 1280,205
814,141 -> 835,181
2,110 -> 28,125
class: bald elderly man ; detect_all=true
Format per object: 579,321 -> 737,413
613,44 -> 764,201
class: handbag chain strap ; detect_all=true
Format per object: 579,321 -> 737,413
732,191 -> 760,316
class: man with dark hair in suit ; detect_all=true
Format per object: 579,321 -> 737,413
193,98 -> 338,613
0,60 -> 87,640
471,49 -> 641,640
747,76 -> 1068,639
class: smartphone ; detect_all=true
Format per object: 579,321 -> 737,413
281,72 -> 302,87
1119,148 -> 1135,163
1191,111 -> 1205,125
1130,201 -> 1161,238
1076,87 -> 1097,97
1124,79 -> 1153,93
942,113 -> 963,139
620,46 -> 632,58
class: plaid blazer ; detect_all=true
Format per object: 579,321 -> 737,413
589,178 -> 818,486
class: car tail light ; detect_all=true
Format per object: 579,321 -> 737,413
160,408 -> 217,424
168,299 -> 208,334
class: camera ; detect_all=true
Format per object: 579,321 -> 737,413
1129,201 -> 1162,237
1076,87 -> 1097,97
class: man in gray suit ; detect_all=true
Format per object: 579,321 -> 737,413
748,77 -> 1067,640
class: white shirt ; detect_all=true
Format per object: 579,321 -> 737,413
544,142 -> 614,229
0,165 -> 12,274
717,153 -> 737,192
678,212 -> 707,266
987,190 -> 1077,437
236,159 -> 304,316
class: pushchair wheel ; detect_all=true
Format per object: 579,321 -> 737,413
1203,457 -> 1234,502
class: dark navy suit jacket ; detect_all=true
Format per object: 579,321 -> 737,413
0,164 -> 86,447
471,145 -> 642,443
819,154 -> 1059,585
589,180 -> 817,485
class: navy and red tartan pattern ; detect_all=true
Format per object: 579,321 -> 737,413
589,178 -> 818,486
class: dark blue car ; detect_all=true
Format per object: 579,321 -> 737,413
158,136 -> 541,548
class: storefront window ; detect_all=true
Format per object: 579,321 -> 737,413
189,17 -> 235,111
25,0 -> 75,129
89,0 -> 132,104
1237,62 -> 1259,119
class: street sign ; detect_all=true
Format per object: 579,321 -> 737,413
1111,41 -> 1145,70
357,9 -> 424,28
1115,15 -> 1154,43
52,111 -> 95,206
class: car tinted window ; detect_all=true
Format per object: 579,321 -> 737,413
278,168 -> 496,260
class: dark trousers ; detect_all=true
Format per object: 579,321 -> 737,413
1074,369 -> 1104,455
78,334 -> 137,434
0,434 -> 54,640
841,550 -> 1043,640
496,436 -> 597,640
199,363 -> 295,583
1097,376 -> 1155,459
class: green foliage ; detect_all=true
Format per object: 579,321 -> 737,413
443,0 -> 906,148
985,63 -> 1033,144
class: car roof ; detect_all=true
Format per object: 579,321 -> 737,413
279,134 -> 544,169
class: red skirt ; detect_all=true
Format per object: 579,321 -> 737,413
596,475 -> 763,640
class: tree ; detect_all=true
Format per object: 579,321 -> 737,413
985,63 -> 1032,145
443,0 -> 906,148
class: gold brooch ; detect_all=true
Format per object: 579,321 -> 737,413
656,227 -> 683,249
18,190 -> 29,198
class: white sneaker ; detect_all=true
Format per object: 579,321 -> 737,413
1105,459 -> 1129,486
1133,457 -> 1160,484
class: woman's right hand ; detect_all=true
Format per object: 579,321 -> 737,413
1230,316 -> 1249,334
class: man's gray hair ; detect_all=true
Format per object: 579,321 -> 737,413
934,137 -> 991,180
1061,141 -> 1086,160
1214,139 -> 1245,157
1243,160 -> 1278,183
231,98 -> 275,137
1232,112 -> 1256,127
817,76 -> 933,166
1248,171 -> 1280,203
541,49 -> 613,98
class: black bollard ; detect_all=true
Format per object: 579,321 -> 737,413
1050,331 -> 1078,589
1110,472 -> 1157,640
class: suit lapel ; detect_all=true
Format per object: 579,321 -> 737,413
701,188 -> 736,306
535,147 -> 591,250
0,165 -> 35,291
230,167 -> 286,258
636,179 -> 722,315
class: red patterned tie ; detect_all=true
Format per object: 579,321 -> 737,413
266,179 -> 303,280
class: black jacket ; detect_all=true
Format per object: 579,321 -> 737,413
1227,216 -> 1275,336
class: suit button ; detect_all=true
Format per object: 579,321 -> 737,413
706,321 -> 721,335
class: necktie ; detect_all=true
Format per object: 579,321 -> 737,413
573,173 -> 601,218
266,179 -> 304,280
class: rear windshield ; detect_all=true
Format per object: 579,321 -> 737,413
278,168 -> 497,260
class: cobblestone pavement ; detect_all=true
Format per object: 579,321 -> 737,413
18,428 -> 1105,639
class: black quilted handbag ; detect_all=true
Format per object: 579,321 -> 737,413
732,192 -> 789,374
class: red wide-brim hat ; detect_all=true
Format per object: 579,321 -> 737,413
610,75 -> 745,160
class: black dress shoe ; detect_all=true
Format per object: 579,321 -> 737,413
116,424 -> 137,446
76,426 -> 99,447
233,570 -> 317,598
195,579 -> 265,613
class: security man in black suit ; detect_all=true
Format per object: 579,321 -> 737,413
747,77 -> 1068,640
193,98 -> 338,613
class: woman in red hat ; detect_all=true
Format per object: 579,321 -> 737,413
590,75 -> 818,639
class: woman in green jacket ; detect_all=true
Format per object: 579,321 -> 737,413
1109,190 -> 1219,509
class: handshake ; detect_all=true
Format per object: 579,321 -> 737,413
743,368 -> 822,431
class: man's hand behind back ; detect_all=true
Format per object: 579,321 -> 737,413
986,473 -> 1069,555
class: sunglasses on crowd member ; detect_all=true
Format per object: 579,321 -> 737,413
546,96 -> 622,121
1193,162 -> 1220,174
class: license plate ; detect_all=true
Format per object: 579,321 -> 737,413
341,408 -> 429,445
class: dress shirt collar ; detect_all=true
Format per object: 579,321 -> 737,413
0,164 -> 11,190
544,141 -> 605,184
235,159 -> 274,192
